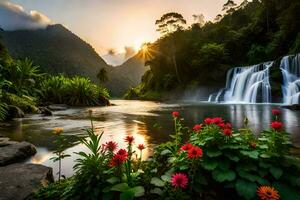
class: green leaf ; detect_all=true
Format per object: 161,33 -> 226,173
225,153 -> 240,162
207,149 -> 222,157
160,149 -> 172,155
240,150 -> 259,159
274,182 -> 300,200
150,188 -> 163,195
201,159 -> 219,170
127,186 -> 145,197
120,191 -> 134,200
269,167 -> 283,180
161,175 -> 170,182
106,177 -> 119,184
111,183 -> 130,192
235,179 -> 257,200
150,177 -> 165,187
212,169 -> 236,182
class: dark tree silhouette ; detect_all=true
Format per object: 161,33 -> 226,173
155,12 -> 186,36
97,68 -> 108,84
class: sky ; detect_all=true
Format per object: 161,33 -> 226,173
1,0 -> 244,65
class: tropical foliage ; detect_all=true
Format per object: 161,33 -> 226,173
40,75 -> 110,106
127,0 -> 300,99
0,39 -> 110,121
34,109 -> 300,200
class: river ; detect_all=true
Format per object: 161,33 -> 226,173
0,100 -> 299,178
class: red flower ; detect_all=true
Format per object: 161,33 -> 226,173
187,146 -> 203,159
270,121 -> 283,131
172,111 -> 180,118
171,173 -> 188,189
272,109 -> 281,116
204,118 -> 213,124
193,124 -> 202,132
180,143 -> 193,151
125,136 -> 134,144
137,144 -> 145,150
218,122 -> 232,129
104,141 -> 118,152
223,128 -> 232,136
109,154 -> 127,167
116,149 -> 128,157
212,117 -> 223,124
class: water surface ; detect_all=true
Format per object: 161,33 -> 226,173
1,100 -> 299,178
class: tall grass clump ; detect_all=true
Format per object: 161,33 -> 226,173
40,75 -> 110,106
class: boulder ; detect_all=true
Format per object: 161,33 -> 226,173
0,138 -> 37,166
0,163 -> 54,200
38,107 -> 53,116
47,104 -> 68,111
7,105 -> 25,119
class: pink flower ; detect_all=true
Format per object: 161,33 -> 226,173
187,146 -> 203,159
125,136 -> 134,144
271,121 -> 283,131
223,128 -> 232,136
193,124 -> 202,132
137,144 -> 145,150
172,111 -> 180,118
272,109 -> 281,116
171,173 -> 188,189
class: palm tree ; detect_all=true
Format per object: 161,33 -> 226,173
97,68 -> 108,85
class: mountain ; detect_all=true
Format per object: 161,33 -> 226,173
0,24 -> 107,78
0,24 -> 147,96
105,53 -> 149,96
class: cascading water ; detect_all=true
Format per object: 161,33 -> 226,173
280,54 -> 300,104
208,62 -> 273,103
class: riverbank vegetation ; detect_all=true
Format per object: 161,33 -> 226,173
125,0 -> 300,100
0,41 -> 110,121
34,109 -> 300,200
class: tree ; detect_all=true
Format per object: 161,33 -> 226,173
97,68 -> 108,84
192,14 -> 205,28
222,0 -> 237,14
155,12 -> 186,36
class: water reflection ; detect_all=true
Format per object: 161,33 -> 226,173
1,100 -> 300,179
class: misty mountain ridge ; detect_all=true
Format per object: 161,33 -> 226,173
0,24 -> 147,96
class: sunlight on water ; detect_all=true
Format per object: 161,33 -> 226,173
1,100 -> 300,179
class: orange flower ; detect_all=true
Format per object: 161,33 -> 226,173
53,128 -> 63,136
257,186 -> 280,200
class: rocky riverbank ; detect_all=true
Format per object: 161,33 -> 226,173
0,137 -> 53,200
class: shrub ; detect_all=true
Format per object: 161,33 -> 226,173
40,75 -> 110,106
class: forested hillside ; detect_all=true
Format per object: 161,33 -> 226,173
0,24 -> 146,96
127,0 -> 300,100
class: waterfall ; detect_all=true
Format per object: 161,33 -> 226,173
280,54 -> 300,104
208,62 -> 273,103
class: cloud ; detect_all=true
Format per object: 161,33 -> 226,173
0,1 -> 52,30
124,46 -> 135,59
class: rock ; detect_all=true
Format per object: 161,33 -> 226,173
281,104 -> 300,110
0,138 -> 37,166
7,105 -> 24,119
98,96 -> 111,106
0,163 -> 54,200
47,104 -> 68,111
39,107 -> 53,116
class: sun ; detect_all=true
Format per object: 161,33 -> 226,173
134,39 -> 148,52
